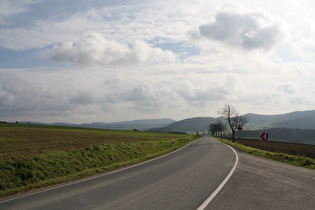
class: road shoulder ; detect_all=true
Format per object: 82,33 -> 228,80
207,150 -> 315,210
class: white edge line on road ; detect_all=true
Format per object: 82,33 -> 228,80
197,141 -> 239,210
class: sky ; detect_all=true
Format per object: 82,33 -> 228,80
1,0 -> 315,124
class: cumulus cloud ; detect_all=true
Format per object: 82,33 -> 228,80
44,32 -> 176,66
198,2 -> 284,51
119,84 -> 164,113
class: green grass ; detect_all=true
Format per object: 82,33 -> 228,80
0,124 -> 199,198
216,138 -> 315,170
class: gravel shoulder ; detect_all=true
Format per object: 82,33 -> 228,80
206,150 -> 315,210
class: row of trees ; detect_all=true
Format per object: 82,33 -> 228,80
209,119 -> 225,137
209,104 -> 250,142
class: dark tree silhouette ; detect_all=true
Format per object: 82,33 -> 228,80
209,119 -> 226,137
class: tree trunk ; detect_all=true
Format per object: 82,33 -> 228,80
232,131 -> 235,142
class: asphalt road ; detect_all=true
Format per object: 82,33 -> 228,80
0,136 -> 236,210
206,150 -> 315,209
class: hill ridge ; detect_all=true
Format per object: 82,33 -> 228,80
147,109 -> 315,134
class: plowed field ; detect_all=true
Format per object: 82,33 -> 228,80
236,138 -> 315,159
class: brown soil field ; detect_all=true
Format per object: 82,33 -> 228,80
235,138 -> 315,159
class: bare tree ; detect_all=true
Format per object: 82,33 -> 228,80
218,104 -> 249,142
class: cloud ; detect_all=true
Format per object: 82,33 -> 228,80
0,2 -> 189,50
69,90 -> 94,105
198,2 -> 284,51
2,1 -> 315,124
45,32 -> 176,66
0,0 -> 39,24
277,82 -> 297,94
0,71 -> 96,120
1,61 -> 315,123
0,73 -> 64,117
0,0 -> 207,51
121,85 -> 157,102
176,80 -> 227,102
119,84 -> 164,113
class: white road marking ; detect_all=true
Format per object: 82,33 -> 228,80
197,141 -> 239,210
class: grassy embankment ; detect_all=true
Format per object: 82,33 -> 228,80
216,138 -> 315,170
0,124 -> 199,198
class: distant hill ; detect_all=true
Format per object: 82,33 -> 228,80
57,118 -> 176,131
245,110 -> 315,130
13,110 -> 315,132
147,110 -> 315,133
147,117 -> 219,133
13,110 -> 315,144
165,117 -> 218,133
147,110 -> 315,145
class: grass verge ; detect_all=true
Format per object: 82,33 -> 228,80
0,134 -> 199,198
216,138 -> 315,170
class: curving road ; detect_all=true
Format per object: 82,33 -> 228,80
0,136 -> 237,210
